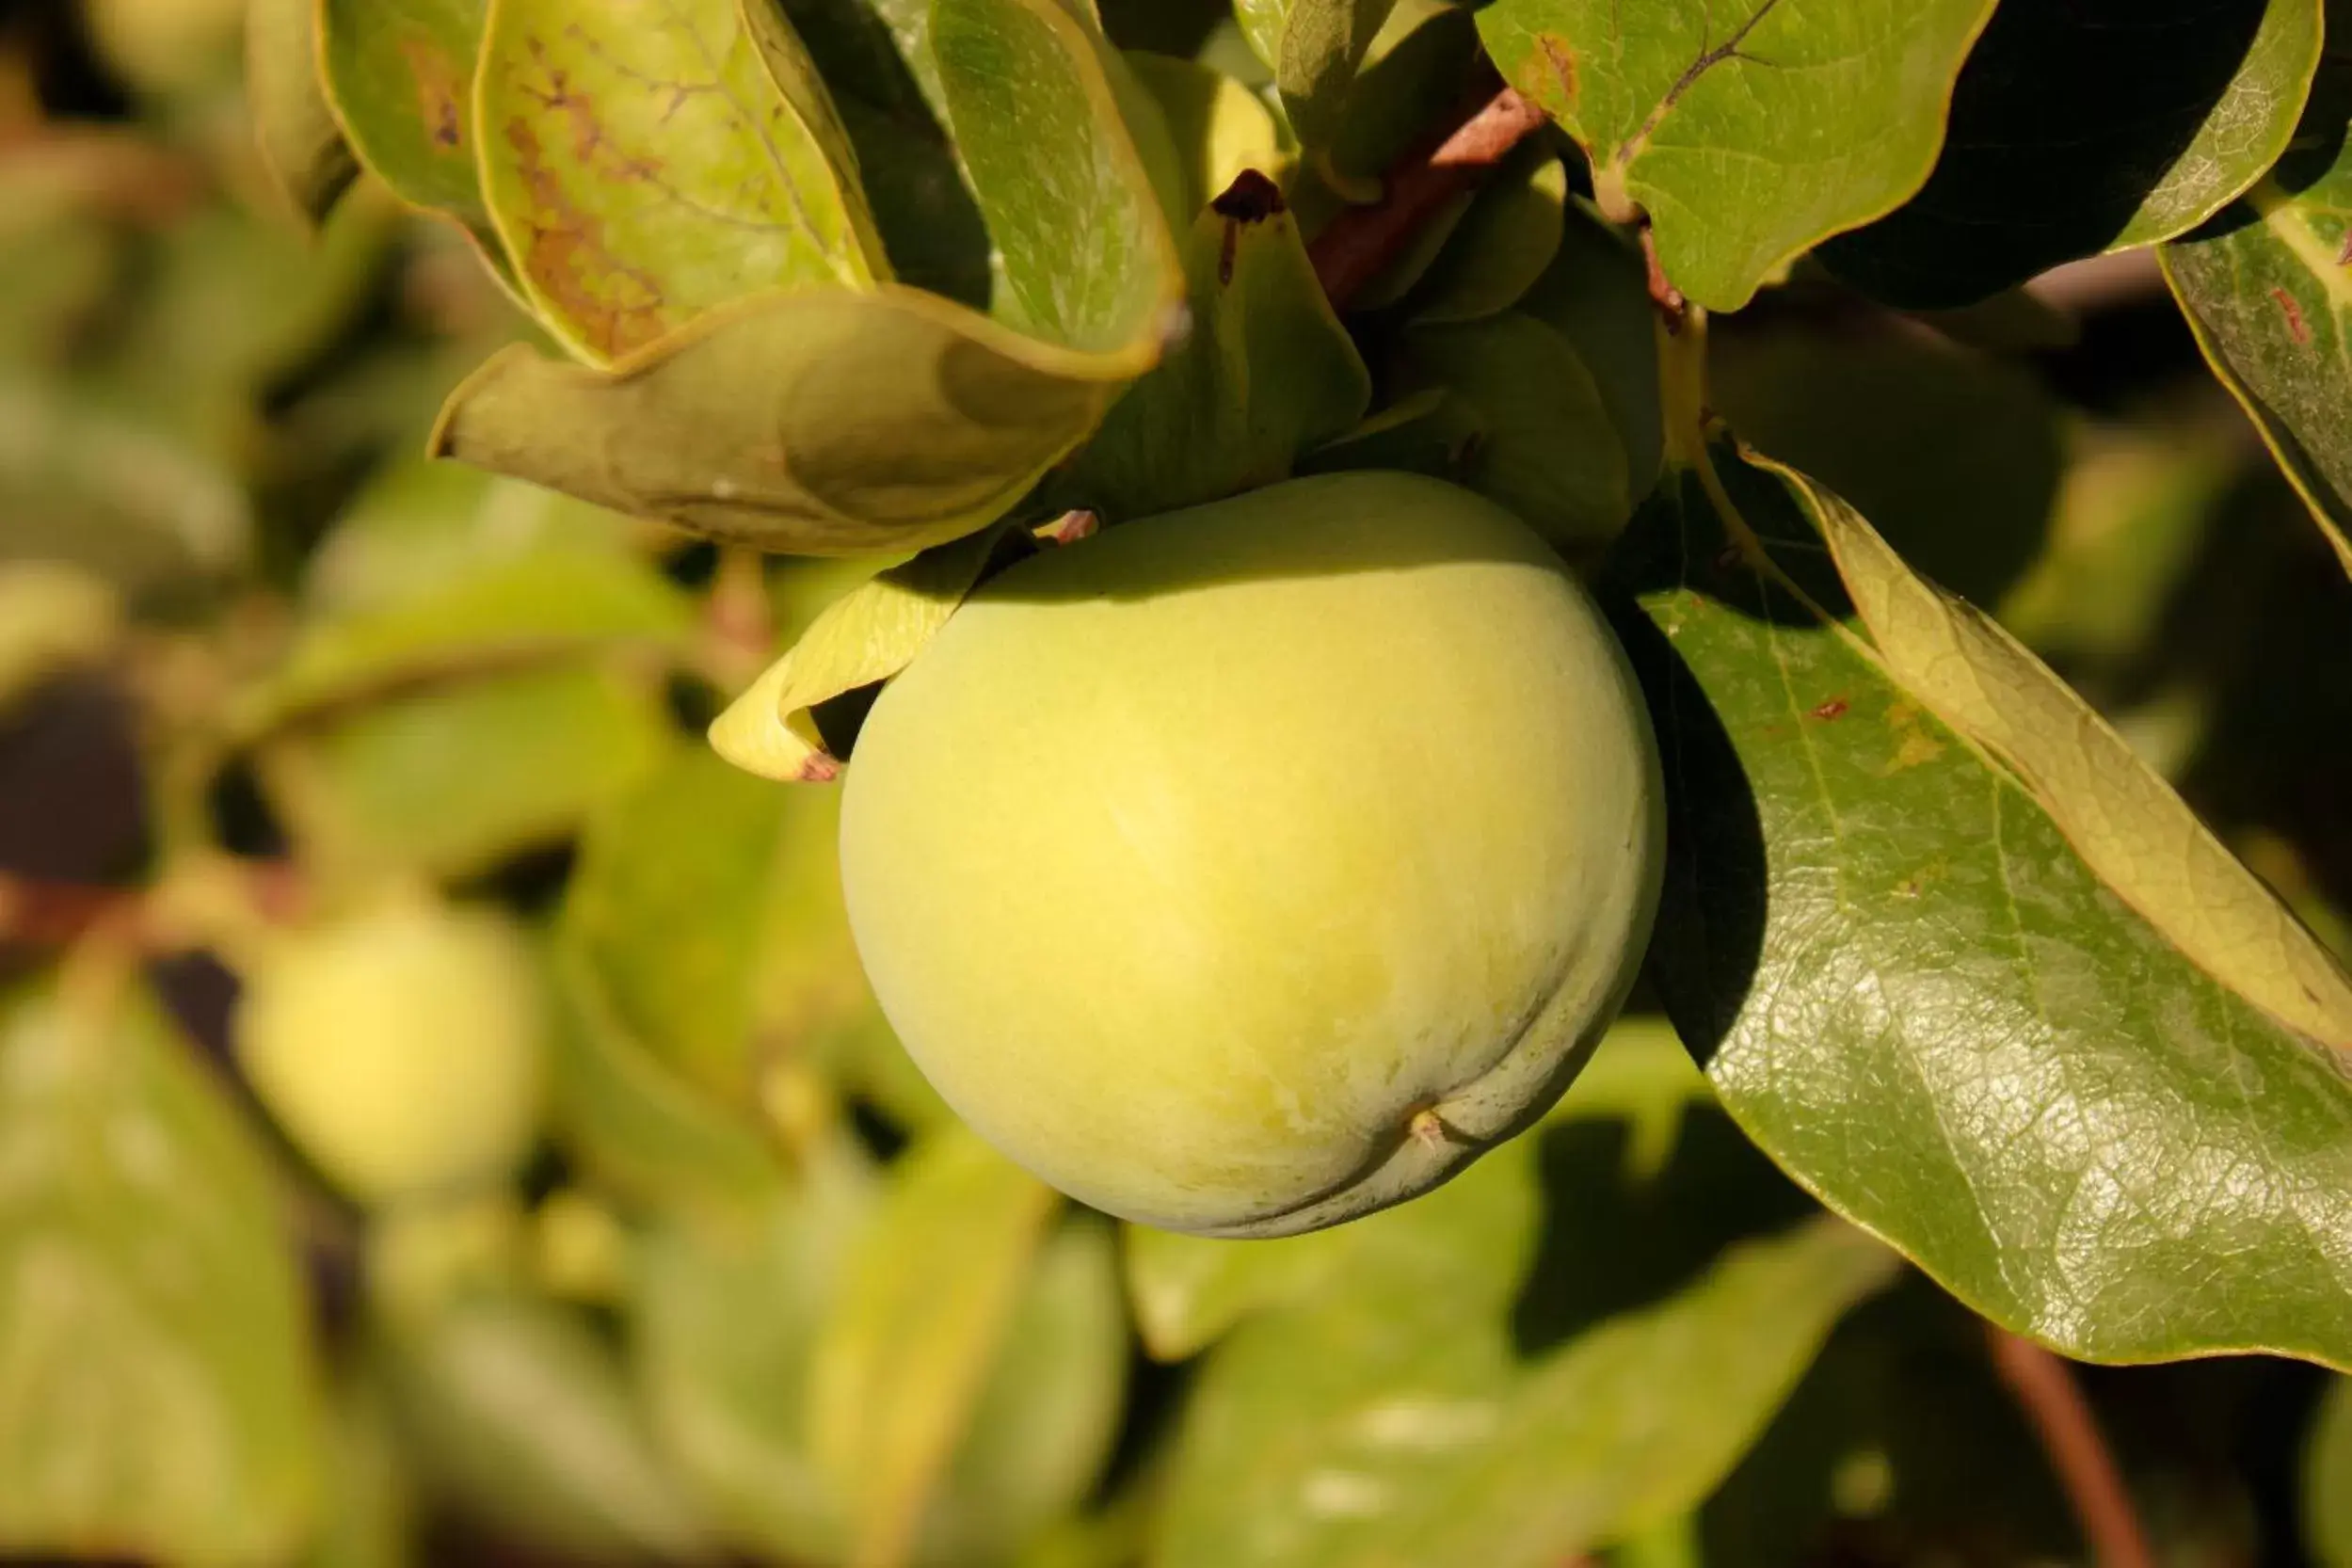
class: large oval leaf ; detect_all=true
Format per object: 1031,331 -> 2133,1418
1819,0 -> 2323,307
2163,64 -> 2352,581
1473,0 -> 1995,311
0,968 -> 322,1563
1608,432 -> 2352,1367
475,0 -> 885,360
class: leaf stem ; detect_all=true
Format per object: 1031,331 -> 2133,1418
1308,84 -> 1551,312
1984,1324 -> 2157,1568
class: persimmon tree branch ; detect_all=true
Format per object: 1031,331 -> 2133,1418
1985,1324 -> 2157,1568
1308,83 -> 1552,312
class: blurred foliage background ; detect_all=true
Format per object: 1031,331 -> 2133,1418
2,0 -> 2351,1566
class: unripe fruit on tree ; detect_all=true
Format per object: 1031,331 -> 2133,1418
233,890 -> 548,1206
839,472 -> 1665,1238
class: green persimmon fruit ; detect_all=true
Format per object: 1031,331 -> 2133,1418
839,472 -> 1664,1238
234,889 -> 548,1206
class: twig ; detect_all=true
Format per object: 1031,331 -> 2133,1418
1984,1324 -> 2157,1568
1308,84 -> 1552,312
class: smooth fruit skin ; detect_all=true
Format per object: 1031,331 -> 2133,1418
234,891 -> 548,1206
838,472 -> 1665,1239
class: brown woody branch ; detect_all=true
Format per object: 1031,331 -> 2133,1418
1308,84 -> 1552,312
1985,1324 -> 2157,1568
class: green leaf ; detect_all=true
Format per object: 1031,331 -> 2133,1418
2310,1377 -> 2352,1567
2163,65 -> 2352,581
303,456 -> 649,618
776,0 -> 996,306
1819,0 -> 2324,308
634,1144 -> 879,1560
1401,311 -> 1630,558
546,936 -> 787,1212
319,0 -> 504,268
1474,0 -> 1996,311
1406,145 -> 1569,326
1152,1208 -> 1894,1568
260,662 -> 673,882
933,0 -> 1183,351
247,0 -> 360,223
431,284 -> 1165,555
811,1124 -> 1061,1568
378,1287 -> 713,1562
1264,0 -> 1401,152
1707,318 -> 2064,608
1322,0 -> 1482,185
1294,387 -> 1480,483
1056,174 -> 1370,521
238,549 -> 696,737
475,0 -> 884,361
1609,436 -> 2352,1367
637,1159 -> 1125,1568
563,744 -> 879,1105
712,522 -> 1019,782
0,968 -> 322,1563
1124,50 -> 1288,219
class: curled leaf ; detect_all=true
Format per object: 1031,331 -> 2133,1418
711,522 -> 1016,782
431,285 -> 1157,554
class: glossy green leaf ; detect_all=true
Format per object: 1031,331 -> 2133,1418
933,0 -> 1183,351
1057,174 -> 1371,521
2163,65 -> 2352,580
1407,146 -> 1569,326
261,662 -> 672,882
0,969 -> 322,1563
546,936 -> 786,1212
238,549 -> 695,736
1152,1211 -> 1894,1568
1609,436 -> 2352,1367
2309,1376 -> 2352,1567
1820,0 -> 2323,308
320,0 -> 503,264
475,0 -> 883,361
431,284 -> 1163,555
1474,0 -> 1995,311
712,522 -> 1020,782
778,0 -> 995,305
1402,311 -> 1630,558
563,745 -> 880,1105
248,0 -> 360,223
378,1288 -> 712,1562
1124,50 -> 1288,218
811,1124 -> 1061,1568
1707,318 -> 2064,608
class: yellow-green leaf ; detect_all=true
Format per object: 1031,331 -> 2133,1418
475,0 -> 884,361
320,0 -> 500,259
1799,463 -> 2352,1050
810,1126 -> 1060,1568
712,523 -> 1016,782
1123,50 -> 1288,219
1407,144 -> 1570,326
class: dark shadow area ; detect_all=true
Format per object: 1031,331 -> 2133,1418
1819,0 -> 2273,308
1594,581 -> 1769,1075
1511,1109 -> 1816,1357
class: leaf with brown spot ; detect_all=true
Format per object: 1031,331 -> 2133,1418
476,0 -> 887,361
2164,62 -> 2352,581
321,0 -> 508,275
